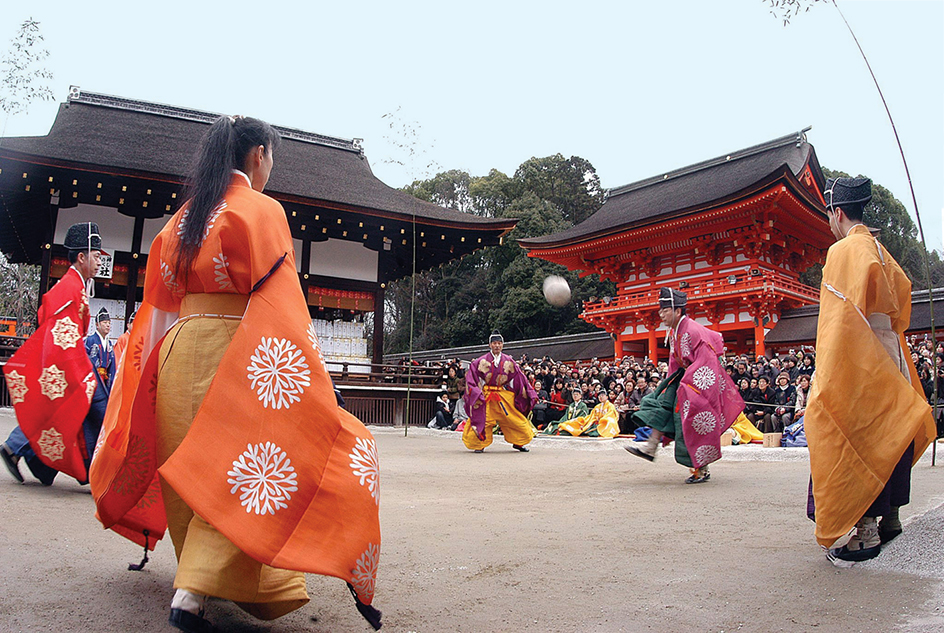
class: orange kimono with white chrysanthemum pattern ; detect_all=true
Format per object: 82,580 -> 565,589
91,176 -> 380,612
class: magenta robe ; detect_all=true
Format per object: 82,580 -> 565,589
463,353 -> 537,439
669,317 -> 743,468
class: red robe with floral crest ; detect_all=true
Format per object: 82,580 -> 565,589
90,176 -> 380,607
669,316 -> 743,469
3,267 -> 96,480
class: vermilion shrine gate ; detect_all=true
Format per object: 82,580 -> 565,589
520,130 -> 835,361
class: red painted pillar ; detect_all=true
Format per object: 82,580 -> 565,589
754,322 -> 766,359
613,333 -> 622,360
648,329 -> 658,364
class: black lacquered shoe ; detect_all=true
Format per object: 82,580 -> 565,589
169,608 -> 214,633
684,467 -> 710,484
0,443 -> 24,484
625,445 -> 655,462
827,542 -> 881,567
512,444 -> 529,452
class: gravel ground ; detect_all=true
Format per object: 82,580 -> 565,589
2,411 -> 943,633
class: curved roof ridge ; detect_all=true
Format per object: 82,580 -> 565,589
608,127 -> 813,198
68,86 -> 362,154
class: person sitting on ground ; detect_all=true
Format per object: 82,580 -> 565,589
738,378 -> 752,412
771,372 -> 797,432
547,378 -> 568,424
613,382 -> 633,434
450,394 -> 469,431
629,379 -> 650,410
543,388 -> 590,435
429,392 -> 454,429
532,379 -> 549,429
794,373 -> 812,422
747,376 -> 776,433
557,391 -> 620,438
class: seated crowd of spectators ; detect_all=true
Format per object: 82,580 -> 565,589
422,335 -> 944,438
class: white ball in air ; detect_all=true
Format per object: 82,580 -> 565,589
542,275 -> 572,307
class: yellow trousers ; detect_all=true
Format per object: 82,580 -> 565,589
156,315 -> 308,620
462,387 -> 535,450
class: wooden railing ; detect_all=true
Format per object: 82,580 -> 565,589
582,269 -> 820,315
329,360 -> 449,388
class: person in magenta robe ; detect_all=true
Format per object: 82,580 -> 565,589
461,331 -> 538,452
626,287 -> 743,483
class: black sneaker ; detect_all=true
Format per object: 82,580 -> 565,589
0,443 -> 24,484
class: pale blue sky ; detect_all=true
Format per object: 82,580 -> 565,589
4,1 -> 942,248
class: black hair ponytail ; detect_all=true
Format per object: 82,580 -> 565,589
173,115 -> 280,283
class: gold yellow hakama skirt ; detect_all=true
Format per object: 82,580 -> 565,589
462,387 -> 535,450
156,312 -> 309,620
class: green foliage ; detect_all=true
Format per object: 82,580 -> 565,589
821,167 -> 944,288
513,154 -> 605,226
385,155 -> 613,353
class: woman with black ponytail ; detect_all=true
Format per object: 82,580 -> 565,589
91,116 -> 382,631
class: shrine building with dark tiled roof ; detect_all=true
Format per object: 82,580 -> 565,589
0,87 -> 516,367
520,129 -> 834,361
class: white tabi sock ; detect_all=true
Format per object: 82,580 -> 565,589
171,589 -> 207,615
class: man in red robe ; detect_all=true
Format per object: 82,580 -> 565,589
1,222 -> 104,485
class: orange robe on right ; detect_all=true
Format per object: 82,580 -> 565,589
806,224 -> 934,548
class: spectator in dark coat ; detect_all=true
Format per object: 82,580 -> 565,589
747,376 -> 777,433
771,372 -> 797,432
797,354 -> 815,377
738,378 -> 752,413
429,393 -> 454,429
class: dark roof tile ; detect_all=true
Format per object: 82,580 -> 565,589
520,130 -> 823,248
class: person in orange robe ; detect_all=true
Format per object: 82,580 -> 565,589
1,223 -> 103,486
806,177 -> 934,566
90,116 -> 381,631
111,309 -> 135,372
557,390 -> 620,437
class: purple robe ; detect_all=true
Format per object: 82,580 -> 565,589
463,352 -> 538,439
669,317 -> 743,468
